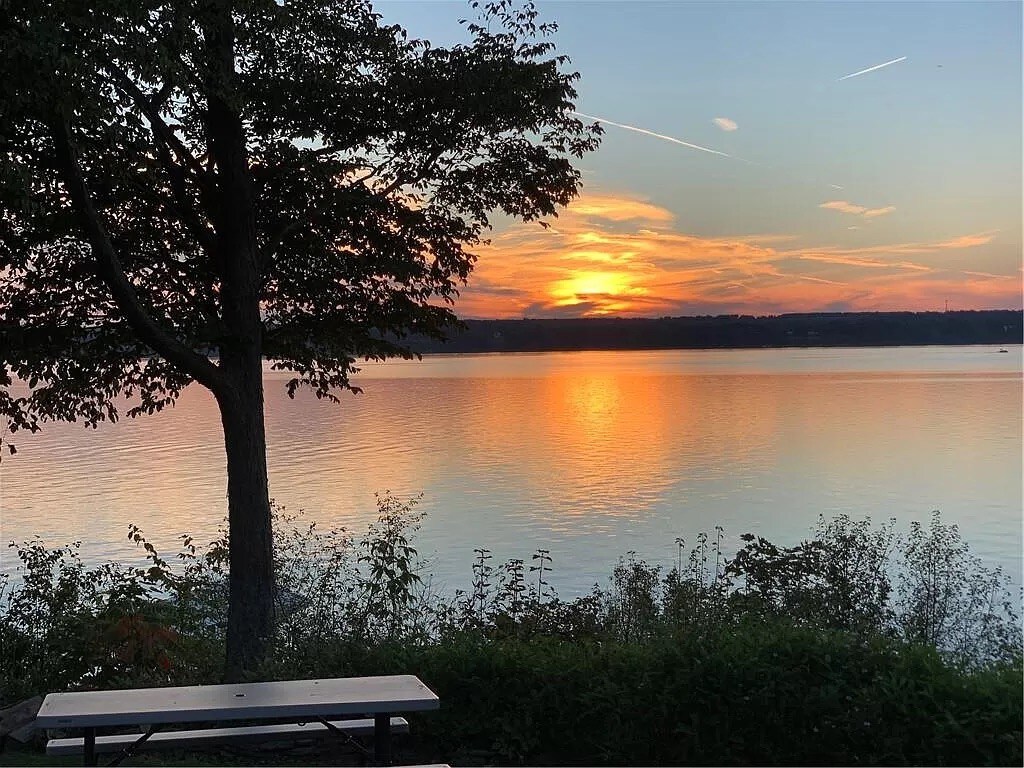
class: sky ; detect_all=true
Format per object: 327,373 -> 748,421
376,0 -> 1022,318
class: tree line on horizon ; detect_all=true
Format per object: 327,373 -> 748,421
405,309 -> 1022,353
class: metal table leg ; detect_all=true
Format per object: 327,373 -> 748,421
83,727 -> 97,767
107,725 -> 163,767
373,712 -> 392,765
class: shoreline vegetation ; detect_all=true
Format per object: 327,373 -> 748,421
5,310 -> 1019,370
405,309 -> 1023,354
2,497 -> 1021,766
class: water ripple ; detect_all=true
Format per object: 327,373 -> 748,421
2,346 -> 1020,594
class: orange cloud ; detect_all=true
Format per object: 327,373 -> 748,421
820,200 -> 896,218
568,194 -> 675,224
794,252 -> 932,271
455,191 -> 1019,318
936,232 -> 998,249
862,206 -> 897,218
820,200 -> 867,215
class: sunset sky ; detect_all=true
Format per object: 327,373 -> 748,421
378,1 -> 1022,318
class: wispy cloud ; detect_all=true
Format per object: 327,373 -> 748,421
456,191 -> 1012,318
936,232 -> 998,249
570,195 -> 675,224
837,56 -> 908,81
862,206 -> 896,218
963,269 -> 1011,279
821,201 -> 867,215
790,231 -> 999,259
795,252 -> 931,272
820,200 -> 896,218
712,117 -> 738,132
572,111 -> 734,158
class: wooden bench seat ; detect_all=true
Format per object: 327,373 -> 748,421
46,716 -> 408,756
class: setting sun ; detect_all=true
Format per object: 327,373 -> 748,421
455,186 -> 1021,320
557,271 -> 627,298
549,270 -> 647,314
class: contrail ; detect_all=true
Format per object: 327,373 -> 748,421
573,111 -> 732,158
838,56 -> 907,81
573,110 -> 840,189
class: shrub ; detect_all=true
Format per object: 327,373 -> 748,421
338,626 -> 1022,766
0,539 -> 200,701
2,503 -> 1021,765
727,514 -> 897,635
897,511 -> 1022,667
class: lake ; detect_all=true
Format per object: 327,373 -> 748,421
1,345 -> 1021,595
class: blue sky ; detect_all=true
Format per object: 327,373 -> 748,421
375,1 -> 1022,316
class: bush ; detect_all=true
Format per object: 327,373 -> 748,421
0,539 -> 211,701
336,627 -> 1022,766
2,502 -> 1021,765
897,511 -> 1022,667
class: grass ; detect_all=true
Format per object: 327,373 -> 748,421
0,740 -> 400,766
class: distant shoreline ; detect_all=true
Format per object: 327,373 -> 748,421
408,309 -> 1023,355
416,342 -> 1022,358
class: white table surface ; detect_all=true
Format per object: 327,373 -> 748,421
36,675 -> 440,729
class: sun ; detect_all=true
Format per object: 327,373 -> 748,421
553,271 -> 629,299
549,270 -> 644,315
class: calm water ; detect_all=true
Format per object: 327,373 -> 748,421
1,346 -> 1021,594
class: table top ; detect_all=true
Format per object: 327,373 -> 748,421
36,675 -> 439,729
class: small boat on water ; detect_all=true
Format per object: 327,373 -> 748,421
997,348 -> 1008,353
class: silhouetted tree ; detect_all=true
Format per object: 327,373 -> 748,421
0,0 -> 598,678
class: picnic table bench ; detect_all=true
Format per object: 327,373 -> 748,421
35,674 -> 440,766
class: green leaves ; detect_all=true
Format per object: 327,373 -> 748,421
725,512 -> 1022,667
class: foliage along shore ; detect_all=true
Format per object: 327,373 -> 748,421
404,309 -> 1023,354
2,498 -> 1021,766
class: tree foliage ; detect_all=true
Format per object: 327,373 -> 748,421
0,0 -> 599,434
0,0 -> 598,674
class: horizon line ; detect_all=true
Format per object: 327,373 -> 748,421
455,307 -> 1023,322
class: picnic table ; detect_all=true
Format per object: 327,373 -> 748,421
35,674 -> 440,766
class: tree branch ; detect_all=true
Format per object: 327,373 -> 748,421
102,58 -> 210,181
259,218 -> 305,268
50,117 -> 226,394
101,60 -> 218,257
148,79 -> 175,111
377,147 -> 446,197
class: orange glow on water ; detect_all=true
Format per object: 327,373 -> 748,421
3,350 -> 1020,590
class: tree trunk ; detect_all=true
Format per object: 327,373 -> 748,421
217,347 -> 275,682
202,0 -> 272,682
